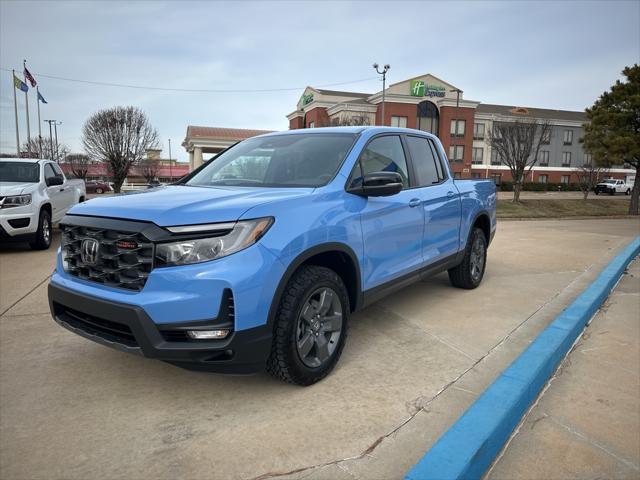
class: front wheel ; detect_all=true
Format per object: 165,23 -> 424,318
29,210 -> 52,250
448,227 -> 487,289
626,189 -> 630,195
96,188 -> 103,194
267,265 -> 349,386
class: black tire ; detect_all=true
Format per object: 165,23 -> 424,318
267,265 -> 349,386
448,227 -> 487,289
96,188 -> 103,194
609,189 -> 615,196
626,189 -> 630,195
595,191 -> 599,195
29,210 -> 52,250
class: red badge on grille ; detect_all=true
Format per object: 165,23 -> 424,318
116,240 -> 138,249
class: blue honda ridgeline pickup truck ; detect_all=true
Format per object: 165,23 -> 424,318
48,127 -> 496,385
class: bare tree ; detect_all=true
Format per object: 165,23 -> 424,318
138,157 -> 160,183
22,137 -> 70,162
82,106 -> 159,193
573,161 -> 608,200
487,119 -> 551,202
64,153 -> 92,180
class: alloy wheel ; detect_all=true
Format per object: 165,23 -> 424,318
295,287 -> 343,368
469,236 -> 485,282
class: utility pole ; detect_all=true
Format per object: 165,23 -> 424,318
23,60 -> 31,155
12,70 -> 20,156
36,87 -> 43,158
373,63 -> 390,126
168,138 -> 172,181
53,121 -> 61,162
43,119 -> 57,160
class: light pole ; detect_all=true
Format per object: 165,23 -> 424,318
53,121 -> 62,162
43,119 -> 56,160
373,63 -> 390,126
168,138 -> 172,181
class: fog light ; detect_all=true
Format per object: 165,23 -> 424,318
186,329 -> 229,340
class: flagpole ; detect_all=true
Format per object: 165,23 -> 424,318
23,60 -> 31,156
36,87 -> 43,158
12,70 -> 20,156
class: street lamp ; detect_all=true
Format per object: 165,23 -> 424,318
373,63 -> 390,126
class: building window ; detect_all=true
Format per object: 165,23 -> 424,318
472,172 -> 482,179
448,145 -> 464,162
583,153 -> 592,166
491,173 -> 502,185
472,147 -> 484,164
391,116 -> 408,128
450,119 -> 465,137
538,174 -> 548,184
308,121 -> 315,128
473,123 -> 485,140
563,130 -> 573,145
538,150 -> 549,166
561,175 -> 570,184
562,152 -> 572,167
541,130 -> 551,144
453,172 -> 461,179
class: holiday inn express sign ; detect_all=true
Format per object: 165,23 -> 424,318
410,80 -> 445,98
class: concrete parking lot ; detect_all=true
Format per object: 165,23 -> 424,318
1,218 -> 639,480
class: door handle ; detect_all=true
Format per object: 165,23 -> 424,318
409,198 -> 421,208
59,188 -> 65,192
447,191 -> 455,198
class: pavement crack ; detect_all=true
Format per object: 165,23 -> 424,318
0,275 -> 51,318
549,416 -> 640,472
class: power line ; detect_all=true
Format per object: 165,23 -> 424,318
0,67 -> 377,93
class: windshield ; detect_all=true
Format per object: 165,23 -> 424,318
602,179 -> 616,184
186,133 -> 357,188
0,161 -> 40,183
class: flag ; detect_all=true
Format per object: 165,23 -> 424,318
24,67 -> 37,87
13,74 -> 28,92
37,90 -> 47,104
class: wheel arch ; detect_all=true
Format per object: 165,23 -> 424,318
267,243 -> 362,329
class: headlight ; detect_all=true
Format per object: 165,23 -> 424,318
1,194 -> 32,208
156,217 -> 274,267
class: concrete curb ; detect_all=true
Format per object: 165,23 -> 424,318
405,236 -> 640,480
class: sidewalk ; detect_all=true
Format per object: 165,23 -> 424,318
488,257 -> 640,479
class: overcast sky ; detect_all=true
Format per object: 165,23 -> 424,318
1,0 -> 638,162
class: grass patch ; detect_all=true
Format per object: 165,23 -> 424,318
497,199 -> 631,218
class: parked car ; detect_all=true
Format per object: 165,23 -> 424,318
1,158 -> 86,249
48,127 -> 496,385
594,179 -> 631,195
85,181 -> 112,194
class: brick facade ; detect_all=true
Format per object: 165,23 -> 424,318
438,106 -> 476,179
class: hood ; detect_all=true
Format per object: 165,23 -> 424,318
0,182 -> 32,196
67,185 -> 313,226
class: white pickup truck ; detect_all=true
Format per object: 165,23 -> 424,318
594,178 -> 632,196
0,158 -> 86,249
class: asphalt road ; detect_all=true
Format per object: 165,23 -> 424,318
1,218 -> 638,480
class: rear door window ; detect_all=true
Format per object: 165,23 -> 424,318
406,136 -> 443,186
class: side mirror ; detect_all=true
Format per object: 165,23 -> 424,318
348,171 -> 403,197
46,176 -> 64,187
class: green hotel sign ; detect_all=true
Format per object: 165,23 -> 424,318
410,80 -> 446,98
301,93 -> 314,106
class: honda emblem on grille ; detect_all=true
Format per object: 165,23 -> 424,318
81,238 -> 100,265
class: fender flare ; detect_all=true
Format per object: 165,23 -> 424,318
266,242 -> 363,329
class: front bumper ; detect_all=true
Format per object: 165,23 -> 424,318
0,204 -> 38,240
48,282 -> 273,374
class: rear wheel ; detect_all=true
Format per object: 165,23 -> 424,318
29,210 -> 52,250
96,188 -> 103,194
626,189 -> 630,195
448,227 -> 487,289
267,265 -> 349,386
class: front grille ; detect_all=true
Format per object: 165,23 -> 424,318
61,224 -> 154,291
54,303 -> 138,347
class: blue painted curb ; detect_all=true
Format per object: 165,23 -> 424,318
405,236 -> 640,480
